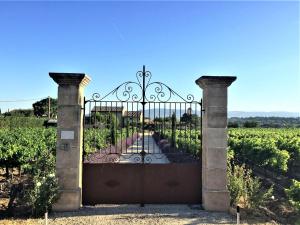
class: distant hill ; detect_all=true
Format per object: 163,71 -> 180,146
144,108 -> 299,119
228,111 -> 299,118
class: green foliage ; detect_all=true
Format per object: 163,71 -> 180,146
229,117 -> 300,128
32,98 -> 57,118
3,109 -> 34,117
227,162 -> 273,209
229,128 -> 300,174
227,163 -> 246,206
243,121 -> 258,128
0,116 -> 45,128
285,179 -> 300,211
158,128 -> 201,157
180,113 -> 200,125
0,128 -> 56,172
24,149 -> 59,217
228,122 -> 239,128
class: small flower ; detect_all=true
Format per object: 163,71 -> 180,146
49,173 -> 55,178
36,182 -> 42,187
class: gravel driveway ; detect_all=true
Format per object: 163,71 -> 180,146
2,204 -> 236,225
2,204 -> 279,225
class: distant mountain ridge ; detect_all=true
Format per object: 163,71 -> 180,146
143,109 -> 299,118
228,111 -> 299,118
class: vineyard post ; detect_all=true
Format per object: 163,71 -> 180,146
196,75 -> 236,212
49,73 -> 91,211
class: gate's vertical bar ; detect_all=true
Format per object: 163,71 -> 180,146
185,103 -> 187,151
148,101 -> 150,153
126,101 -> 129,152
169,102 -> 171,150
163,102 -> 166,137
93,100 -> 97,152
158,102 -> 161,137
82,97 -> 86,164
120,102 -> 123,154
115,101 -> 118,154
131,101 -> 134,152
136,102 -> 139,154
195,102 -> 197,157
174,102 -> 177,153
110,101 -> 112,153
189,102 -> 192,153
153,102 -> 156,151
141,65 -> 146,208
180,103 -> 182,151
141,65 -> 146,163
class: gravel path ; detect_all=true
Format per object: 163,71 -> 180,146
2,204 -> 236,225
120,132 -> 169,164
1,204 -> 279,225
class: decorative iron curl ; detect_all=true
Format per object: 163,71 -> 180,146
145,81 -> 194,103
92,93 -> 101,101
87,66 -> 196,103
90,81 -> 142,102
112,81 -> 142,102
120,153 -> 142,163
134,156 -> 142,163
144,155 -> 153,163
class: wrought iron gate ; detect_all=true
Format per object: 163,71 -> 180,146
82,66 -> 202,164
82,66 -> 203,205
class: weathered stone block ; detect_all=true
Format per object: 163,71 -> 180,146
56,167 -> 80,189
206,147 -> 227,169
52,188 -> 82,211
202,128 -> 227,148
56,146 -> 80,168
206,106 -> 227,128
58,85 -> 80,105
57,105 -> 82,128
204,168 -> 227,190
202,190 -> 230,212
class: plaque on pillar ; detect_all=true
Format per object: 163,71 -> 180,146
61,130 -> 75,140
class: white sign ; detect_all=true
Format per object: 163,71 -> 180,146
61,131 -> 74,140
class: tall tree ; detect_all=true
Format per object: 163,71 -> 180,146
32,98 -> 57,118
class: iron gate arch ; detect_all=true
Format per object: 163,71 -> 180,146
83,66 -> 203,163
82,66 -> 203,205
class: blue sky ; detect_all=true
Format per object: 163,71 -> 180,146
0,1 -> 299,113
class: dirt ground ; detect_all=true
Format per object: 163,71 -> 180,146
1,168 -> 299,225
0,204 -> 281,225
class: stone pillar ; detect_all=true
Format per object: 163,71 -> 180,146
196,76 -> 236,212
50,73 -> 91,211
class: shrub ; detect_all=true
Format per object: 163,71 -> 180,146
23,149 -> 59,217
285,179 -> 300,211
227,163 -> 246,206
227,162 -> 273,209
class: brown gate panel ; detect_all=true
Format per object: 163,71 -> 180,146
82,163 -> 201,205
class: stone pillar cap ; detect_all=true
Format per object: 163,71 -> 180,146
195,76 -> 236,88
49,72 -> 91,86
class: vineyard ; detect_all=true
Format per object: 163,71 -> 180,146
0,127 -> 299,221
158,128 -> 300,177
229,128 -> 300,178
0,127 -> 299,176
0,127 -> 137,176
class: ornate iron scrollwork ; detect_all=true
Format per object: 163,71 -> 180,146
87,66 -> 195,103
84,65 -> 202,165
